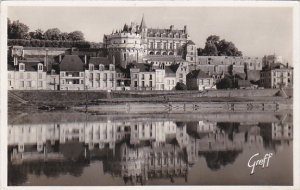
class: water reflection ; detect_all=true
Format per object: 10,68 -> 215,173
8,113 -> 293,186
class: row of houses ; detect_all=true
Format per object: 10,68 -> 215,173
8,54 -> 218,91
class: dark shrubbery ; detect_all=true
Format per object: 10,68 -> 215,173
175,82 -> 187,90
8,39 -> 91,48
216,76 -> 233,89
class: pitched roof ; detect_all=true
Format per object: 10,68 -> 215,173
131,63 -> 154,72
165,64 -> 180,77
187,70 -> 211,79
187,40 -> 196,45
60,55 -> 85,71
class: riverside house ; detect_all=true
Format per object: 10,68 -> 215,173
85,57 -> 116,91
260,64 -> 293,88
59,55 -> 85,90
8,60 -> 47,90
186,69 -> 215,91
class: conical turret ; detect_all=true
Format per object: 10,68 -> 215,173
140,14 -> 147,30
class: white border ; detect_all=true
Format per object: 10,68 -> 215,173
1,1 -> 299,190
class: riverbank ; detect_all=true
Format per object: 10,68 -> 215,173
8,88 -> 293,116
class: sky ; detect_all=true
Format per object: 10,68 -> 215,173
8,6 -> 293,64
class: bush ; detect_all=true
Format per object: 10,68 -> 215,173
7,39 -> 91,48
175,82 -> 187,90
216,77 -> 233,89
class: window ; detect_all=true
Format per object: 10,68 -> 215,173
9,80 -> 11,86
150,42 -> 154,49
104,73 -> 107,80
134,74 -> 138,79
19,81 -> 23,87
89,65 -> 94,71
142,74 -> 145,80
179,73 -> 183,78
157,42 -> 161,49
150,81 -> 152,87
27,81 -> 31,87
97,73 -> 100,80
80,72 -> 84,77
38,81 -> 43,87
19,64 -> 25,71
142,81 -> 145,87
149,74 -> 152,80
170,43 -> 173,49
81,80 -> 84,84
124,53 -> 126,61
38,65 -> 43,71
38,73 -> 42,79
61,72 -> 65,77
191,57 -> 193,61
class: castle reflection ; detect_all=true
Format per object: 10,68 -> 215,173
8,114 -> 293,185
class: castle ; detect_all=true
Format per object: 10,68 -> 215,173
103,15 -> 195,68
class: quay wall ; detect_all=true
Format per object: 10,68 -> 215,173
8,88 -> 292,103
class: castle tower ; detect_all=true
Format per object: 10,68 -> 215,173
105,23 -> 145,68
139,15 -> 148,53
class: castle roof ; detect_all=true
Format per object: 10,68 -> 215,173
187,40 -> 196,45
140,15 -> 147,29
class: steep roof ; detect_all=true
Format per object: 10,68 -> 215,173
60,55 -> 85,71
187,40 -> 196,45
187,70 -> 211,79
131,63 -> 154,72
140,15 -> 147,29
165,64 -> 180,77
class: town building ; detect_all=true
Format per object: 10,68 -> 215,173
8,60 -> 47,90
186,69 -> 215,91
59,55 -> 85,90
130,64 -> 156,90
85,57 -> 116,91
260,64 -> 293,88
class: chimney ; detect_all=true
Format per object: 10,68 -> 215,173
44,48 -> 49,70
184,25 -> 187,33
13,56 -> 18,66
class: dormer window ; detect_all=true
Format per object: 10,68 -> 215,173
110,64 -> 115,71
19,63 -> 25,71
38,64 -> 43,71
89,64 -> 94,71
99,64 -> 104,71
51,69 -> 55,75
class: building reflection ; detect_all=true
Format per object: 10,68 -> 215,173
8,115 -> 293,185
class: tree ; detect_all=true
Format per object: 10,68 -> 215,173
44,28 -> 61,40
60,32 -> 69,41
204,42 -> 218,56
216,76 -> 233,89
8,19 -> 29,39
68,31 -> 84,41
199,35 -> 243,56
175,82 -> 187,90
